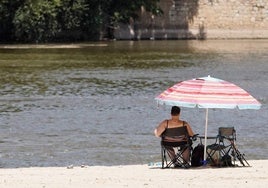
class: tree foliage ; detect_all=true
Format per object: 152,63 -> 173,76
0,0 -> 162,43
0,0 -> 25,42
13,0 -> 59,42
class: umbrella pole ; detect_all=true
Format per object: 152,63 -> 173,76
203,108 -> 209,165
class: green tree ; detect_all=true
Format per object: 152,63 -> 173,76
56,0 -> 101,41
13,0 -> 59,43
0,0 -> 25,42
12,0 -> 102,42
1,0 -> 162,43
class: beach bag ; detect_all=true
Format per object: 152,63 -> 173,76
191,144 -> 204,167
207,147 -> 221,166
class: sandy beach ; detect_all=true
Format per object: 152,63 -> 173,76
0,160 -> 267,188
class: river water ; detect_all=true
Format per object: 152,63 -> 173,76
0,40 -> 267,168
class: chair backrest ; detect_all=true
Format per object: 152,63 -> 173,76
161,126 -> 189,143
218,127 -> 236,141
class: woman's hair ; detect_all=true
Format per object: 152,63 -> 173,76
171,106 -> 181,116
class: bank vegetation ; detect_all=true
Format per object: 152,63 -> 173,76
0,0 -> 162,43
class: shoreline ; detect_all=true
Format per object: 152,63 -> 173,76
0,160 -> 267,188
1,39 -> 268,49
0,43 -> 108,49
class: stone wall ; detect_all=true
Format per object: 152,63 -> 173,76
114,0 -> 268,39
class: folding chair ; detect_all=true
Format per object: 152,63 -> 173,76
207,127 -> 250,167
161,126 -> 192,169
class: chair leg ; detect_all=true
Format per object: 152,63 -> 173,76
232,147 -> 250,166
227,140 -> 250,167
161,147 -> 168,168
174,147 -> 191,168
161,145 -> 191,169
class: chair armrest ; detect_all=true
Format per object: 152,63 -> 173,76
191,134 -> 199,141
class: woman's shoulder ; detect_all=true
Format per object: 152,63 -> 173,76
182,120 -> 190,126
159,119 -> 169,127
161,119 -> 169,124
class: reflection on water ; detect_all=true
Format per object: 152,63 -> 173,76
0,40 -> 267,167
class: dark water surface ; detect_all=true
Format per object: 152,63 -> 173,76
0,40 -> 267,168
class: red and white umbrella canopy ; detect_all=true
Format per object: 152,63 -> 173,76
155,76 -> 261,163
155,76 -> 261,110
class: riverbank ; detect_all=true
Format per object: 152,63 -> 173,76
0,160 -> 267,188
0,43 -> 108,49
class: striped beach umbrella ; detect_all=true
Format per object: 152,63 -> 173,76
155,76 -> 261,162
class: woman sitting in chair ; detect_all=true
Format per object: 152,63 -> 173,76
154,106 -> 194,165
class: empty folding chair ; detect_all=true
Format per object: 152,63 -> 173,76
207,127 -> 250,167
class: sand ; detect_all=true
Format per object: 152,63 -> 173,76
0,160 -> 267,188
